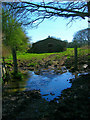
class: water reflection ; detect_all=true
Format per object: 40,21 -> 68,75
3,70 -> 75,101
26,70 -> 75,101
3,72 -> 30,93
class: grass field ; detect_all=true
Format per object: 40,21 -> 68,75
5,48 -> 89,62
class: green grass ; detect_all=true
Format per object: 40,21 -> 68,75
4,48 -> 89,62
17,53 -> 53,60
17,48 -> 74,60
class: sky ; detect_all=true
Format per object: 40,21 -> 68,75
27,17 -> 88,43
2,0 -> 88,43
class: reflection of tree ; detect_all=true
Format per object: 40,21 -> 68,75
10,79 -> 26,92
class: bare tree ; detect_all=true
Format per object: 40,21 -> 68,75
73,28 -> 90,46
2,1 -> 90,27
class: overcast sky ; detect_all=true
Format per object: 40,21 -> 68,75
27,17 -> 88,43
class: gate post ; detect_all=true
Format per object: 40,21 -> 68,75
74,44 -> 78,70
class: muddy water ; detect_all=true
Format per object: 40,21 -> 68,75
3,69 -> 76,101
25,69 -> 75,101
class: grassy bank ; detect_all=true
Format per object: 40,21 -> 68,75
3,48 -> 89,73
5,48 -> 73,61
5,48 -> 89,61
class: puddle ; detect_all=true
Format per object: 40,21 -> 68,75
4,68 -> 89,101
25,70 -> 75,101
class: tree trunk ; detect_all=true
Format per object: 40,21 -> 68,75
12,48 -> 18,74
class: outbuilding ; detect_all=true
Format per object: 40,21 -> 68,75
29,36 -> 67,53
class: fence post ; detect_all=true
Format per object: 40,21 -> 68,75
2,57 -> 6,77
12,47 -> 18,74
74,45 -> 78,70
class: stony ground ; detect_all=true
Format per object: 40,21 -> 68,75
5,53 -> 89,74
2,53 -> 89,120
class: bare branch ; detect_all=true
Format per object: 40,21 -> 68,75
2,1 -> 89,27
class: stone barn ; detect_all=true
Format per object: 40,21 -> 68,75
28,37 -> 67,53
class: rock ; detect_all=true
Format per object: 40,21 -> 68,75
55,70 -> 61,74
29,64 -> 35,67
42,94 -> 49,96
28,67 -> 34,71
69,67 -> 76,72
19,63 -> 23,67
83,64 -> 88,69
50,92 -> 55,95
34,70 -> 41,75
54,65 -> 57,68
